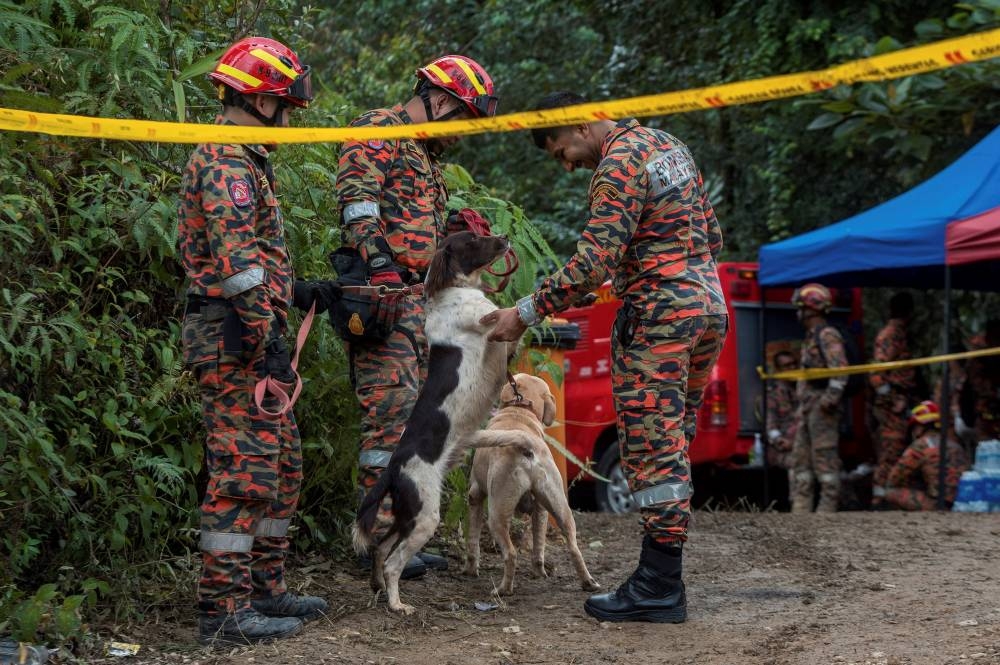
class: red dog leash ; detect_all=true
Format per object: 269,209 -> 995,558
254,301 -> 317,419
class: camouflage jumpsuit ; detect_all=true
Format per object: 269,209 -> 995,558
869,318 -> 918,490
524,119 -> 728,547
964,340 -> 1000,442
766,379 -> 798,470
792,324 -> 848,512
335,106 -> 448,499
884,431 -> 969,510
178,126 -> 302,616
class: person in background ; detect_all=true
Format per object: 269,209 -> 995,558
883,401 -> 969,510
483,91 -> 728,623
963,319 -> 1000,444
790,283 -> 847,513
870,292 -> 919,504
766,350 -> 800,474
178,37 -> 327,645
335,54 -> 499,579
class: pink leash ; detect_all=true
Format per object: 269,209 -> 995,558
254,301 -> 316,419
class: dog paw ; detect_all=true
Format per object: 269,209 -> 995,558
531,561 -> 549,578
581,578 -> 601,592
390,602 -> 416,616
462,565 -> 479,577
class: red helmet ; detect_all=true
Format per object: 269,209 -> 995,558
792,283 -> 832,313
209,37 -> 313,108
909,400 -> 941,426
416,55 -> 498,118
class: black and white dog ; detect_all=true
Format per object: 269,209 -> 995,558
352,231 -> 522,614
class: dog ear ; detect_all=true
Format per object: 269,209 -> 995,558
425,243 -> 454,299
542,390 -> 557,426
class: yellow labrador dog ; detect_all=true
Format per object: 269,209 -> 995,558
463,373 -> 600,595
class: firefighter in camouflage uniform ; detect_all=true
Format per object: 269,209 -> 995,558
870,292 -> 919,504
884,401 -> 969,510
178,37 -> 327,645
335,55 -> 499,579
790,283 -> 848,514
766,350 -> 799,472
484,92 -> 728,624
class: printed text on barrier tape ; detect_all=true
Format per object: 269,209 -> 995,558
757,346 -> 1000,382
1,29 -> 998,144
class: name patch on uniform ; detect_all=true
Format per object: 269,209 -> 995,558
228,179 -> 253,208
646,147 -> 697,197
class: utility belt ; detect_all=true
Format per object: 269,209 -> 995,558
328,247 -> 424,344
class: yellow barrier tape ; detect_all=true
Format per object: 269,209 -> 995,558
757,346 -> 1000,382
1,29 -> 999,144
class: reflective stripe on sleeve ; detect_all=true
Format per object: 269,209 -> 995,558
221,267 -> 265,297
255,518 -> 291,538
200,530 -> 254,553
343,201 -> 380,224
359,450 -> 392,469
631,480 -> 692,508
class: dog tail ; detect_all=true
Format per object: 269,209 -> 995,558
352,471 -> 392,554
465,430 -> 538,457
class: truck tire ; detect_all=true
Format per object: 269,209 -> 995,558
594,444 -> 635,513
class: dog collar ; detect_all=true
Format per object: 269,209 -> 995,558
500,399 -> 535,411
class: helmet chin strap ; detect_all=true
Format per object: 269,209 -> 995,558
418,83 -> 467,123
237,93 -> 287,127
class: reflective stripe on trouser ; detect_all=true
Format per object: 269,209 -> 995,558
612,314 -> 727,546
884,487 -> 936,511
790,397 -> 841,512
872,401 -> 909,488
184,317 -> 303,614
351,297 -> 428,534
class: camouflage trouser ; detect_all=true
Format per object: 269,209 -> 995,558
791,397 -> 841,513
350,295 -> 428,527
612,313 -> 728,547
182,314 -> 303,616
872,397 -> 909,489
884,487 -> 936,511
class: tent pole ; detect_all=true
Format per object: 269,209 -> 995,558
759,281 -> 770,509
938,265 -> 952,511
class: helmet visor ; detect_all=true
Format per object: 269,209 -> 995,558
286,66 -> 313,106
470,93 -> 499,118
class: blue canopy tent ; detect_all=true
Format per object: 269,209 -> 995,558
758,124 -> 1000,291
756,125 -> 1000,509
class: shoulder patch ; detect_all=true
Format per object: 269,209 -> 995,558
367,139 -> 385,150
228,178 -> 253,208
592,182 -> 621,203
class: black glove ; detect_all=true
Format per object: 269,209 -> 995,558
264,334 -> 295,384
292,279 -> 342,313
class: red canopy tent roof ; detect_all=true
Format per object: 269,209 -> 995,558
946,205 -> 1000,266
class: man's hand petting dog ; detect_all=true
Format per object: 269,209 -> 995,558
480,307 -> 526,342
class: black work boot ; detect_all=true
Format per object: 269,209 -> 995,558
251,591 -> 329,622
415,550 -> 449,571
357,552 -> 427,579
198,607 -> 303,646
584,535 -> 686,623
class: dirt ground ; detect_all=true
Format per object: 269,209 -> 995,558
98,510 -> 999,665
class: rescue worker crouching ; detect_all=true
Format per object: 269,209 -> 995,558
882,401 -> 970,510
790,283 -> 848,513
178,37 -> 327,646
334,55 -> 499,579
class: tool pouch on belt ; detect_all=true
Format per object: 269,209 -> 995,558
613,300 -> 638,349
328,247 -> 401,344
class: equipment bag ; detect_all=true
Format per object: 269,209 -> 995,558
328,247 -> 404,344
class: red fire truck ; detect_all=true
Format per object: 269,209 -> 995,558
557,262 -> 867,512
